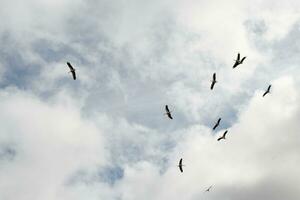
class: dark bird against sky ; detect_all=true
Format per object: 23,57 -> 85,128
213,118 -> 221,130
165,105 -> 173,119
205,185 -> 213,192
217,130 -> 228,141
67,62 -> 76,80
178,158 -> 184,173
263,85 -> 272,97
210,73 -> 217,90
233,53 -> 246,69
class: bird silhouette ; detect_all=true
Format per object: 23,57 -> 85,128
217,130 -> 228,141
263,85 -> 272,97
67,62 -> 76,80
205,185 -> 213,192
210,73 -> 217,90
233,53 -> 246,68
213,118 -> 221,130
164,105 -> 173,119
178,158 -> 184,173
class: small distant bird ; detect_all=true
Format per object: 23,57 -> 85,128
67,62 -> 76,80
213,118 -> 221,130
217,130 -> 228,141
178,158 -> 184,173
210,73 -> 217,90
233,53 -> 246,68
263,85 -> 272,97
164,105 -> 173,119
205,185 -> 213,192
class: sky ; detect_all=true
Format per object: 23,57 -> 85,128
0,0 -> 300,200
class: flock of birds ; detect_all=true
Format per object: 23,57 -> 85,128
66,52 -> 272,193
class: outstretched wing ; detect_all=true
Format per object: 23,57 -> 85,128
67,62 -> 74,71
223,130 -> 228,137
268,85 -> 272,91
217,136 -> 222,141
213,123 -> 218,130
233,60 -> 239,68
179,158 -> 182,166
241,56 -> 246,63
213,73 -> 216,81
179,165 -> 183,173
210,81 -> 215,90
165,105 -> 170,113
237,53 -> 240,61
167,113 -> 173,119
262,91 -> 268,97
71,71 -> 76,80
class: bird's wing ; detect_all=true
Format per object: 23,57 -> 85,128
213,118 -> 221,130
241,57 -> 246,63
237,53 -> 240,61
263,91 -> 267,97
213,73 -> 216,81
210,81 -> 215,90
165,105 -> 170,112
167,113 -> 173,119
179,165 -> 183,173
71,71 -> 76,80
213,123 -> 218,130
268,85 -> 272,91
223,130 -> 228,137
217,137 -> 222,141
233,60 -> 239,68
67,62 -> 74,71
179,158 -> 182,166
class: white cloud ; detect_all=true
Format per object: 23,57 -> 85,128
0,88 -> 106,200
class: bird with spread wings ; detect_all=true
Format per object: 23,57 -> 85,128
210,73 -> 217,90
165,105 -> 173,119
213,118 -> 221,130
233,53 -> 246,68
67,62 -> 76,80
263,85 -> 272,97
217,130 -> 228,141
178,158 -> 184,173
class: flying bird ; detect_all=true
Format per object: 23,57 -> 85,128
164,105 -> 173,119
233,53 -> 246,68
210,73 -> 217,90
263,85 -> 272,97
213,118 -> 221,130
67,62 -> 76,80
178,158 -> 184,173
205,185 -> 213,192
217,130 -> 228,141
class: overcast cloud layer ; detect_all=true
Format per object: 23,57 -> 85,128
0,0 -> 300,200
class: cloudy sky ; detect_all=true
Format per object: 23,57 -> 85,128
0,0 -> 300,199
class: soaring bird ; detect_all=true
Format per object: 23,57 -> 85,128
205,185 -> 213,192
263,85 -> 272,97
178,158 -> 184,173
213,118 -> 221,130
165,105 -> 173,119
210,73 -> 217,90
217,130 -> 228,141
233,53 -> 246,68
67,62 -> 76,80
